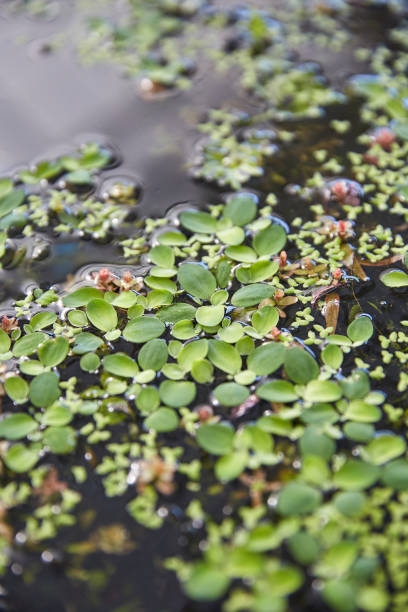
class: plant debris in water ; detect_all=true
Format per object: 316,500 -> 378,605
3,1 -> 408,612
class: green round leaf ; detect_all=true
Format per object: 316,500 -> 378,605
103,353 -> 139,378
86,299 -> 118,332
333,460 -> 380,490
347,315 -> 373,345
218,323 -> 244,344
196,305 -> 224,327
0,329 -> 11,354
380,269 -> 408,288
159,380 -> 196,407
177,264 -> 216,300
322,344 -> 343,370
0,189 -> 25,218
382,460 -> 408,490
214,382 -> 250,406
30,311 -> 57,331
363,434 -> 406,465
4,376 -> 29,403
123,316 -> 165,343
112,291 -> 139,309
196,423 -> 234,455
208,340 -> 241,375
231,283 -> 275,308
0,414 -> 37,440
267,567 -> 303,597
334,491 -> 366,517
301,404 -> 338,425
251,305 -> 279,335
253,223 -> 287,256
19,360 -> 45,377
63,287 -> 103,307
340,370 -> 370,400
144,407 -> 179,432
343,422 -> 374,442
191,359 -> 213,383
149,245 -> 175,267
178,339 -> 208,371
288,532 -> 320,565
183,563 -> 230,601
217,226 -> 245,245
225,245 -> 257,263
42,404 -> 73,427
323,579 -> 356,612
135,386 -> 160,414
156,303 -> 196,323
4,444 -> 38,473
179,210 -> 217,234
43,426 -> 76,454
247,342 -> 285,376
158,230 -> 186,245
38,337 -> 69,367
284,347 -> 319,384
277,482 -> 322,516
72,332 -> 104,354
344,401 -> 381,423
80,352 -> 100,372
13,332 -> 48,358
29,372 -> 59,408
215,451 -> 248,482
138,339 -> 168,371
236,260 -> 279,284
299,427 -> 336,460
303,380 -> 342,403
256,380 -> 298,403
224,193 -> 257,226
67,309 -> 88,327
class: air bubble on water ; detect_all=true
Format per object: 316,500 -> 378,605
267,494 -> 278,507
15,532 -> 26,545
164,200 -> 201,224
41,551 -> 54,563
99,173 -> 142,204
198,539 -> 208,551
127,462 -> 140,485
11,564 -> 22,576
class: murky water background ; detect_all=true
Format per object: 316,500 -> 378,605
0,1 -> 406,611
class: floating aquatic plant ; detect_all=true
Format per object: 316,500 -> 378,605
3,2 -> 408,611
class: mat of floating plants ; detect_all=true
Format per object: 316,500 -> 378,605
1,1 -> 408,611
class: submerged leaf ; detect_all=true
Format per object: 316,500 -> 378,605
324,292 -> 340,332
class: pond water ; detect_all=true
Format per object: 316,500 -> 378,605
1,1 -> 408,612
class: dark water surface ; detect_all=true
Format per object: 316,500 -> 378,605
0,2 -> 404,612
